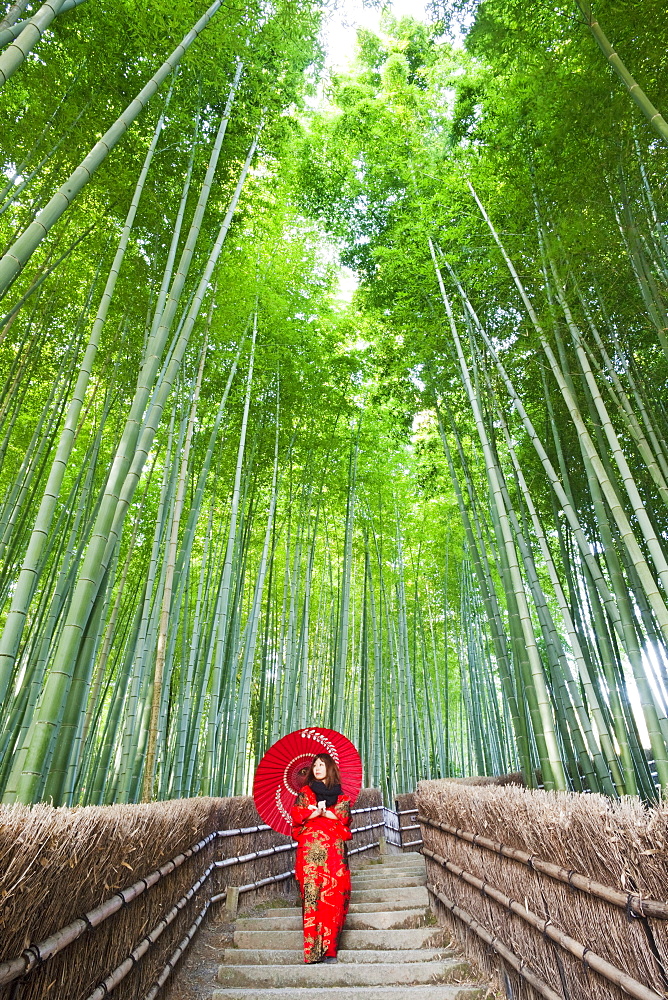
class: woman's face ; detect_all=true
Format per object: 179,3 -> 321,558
313,757 -> 327,780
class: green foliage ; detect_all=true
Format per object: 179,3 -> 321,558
295,3 -> 668,795
2,0 -> 668,806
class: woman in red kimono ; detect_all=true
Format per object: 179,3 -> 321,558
291,753 -> 352,964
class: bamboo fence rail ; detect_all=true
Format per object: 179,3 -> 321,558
417,779 -> 668,1000
424,846 -> 661,1000
419,813 -> 668,919
428,885 -> 563,1000
0,788 -> 383,1000
395,791 -> 424,849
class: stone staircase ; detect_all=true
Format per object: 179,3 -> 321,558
213,851 -> 485,999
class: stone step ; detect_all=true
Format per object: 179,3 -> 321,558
235,910 -> 428,932
357,857 -> 424,867
357,856 -> 423,869
234,927 -> 449,952
351,865 -> 427,880
378,851 -> 423,860
360,857 -> 423,864
348,898 -> 427,911
216,958 -> 472,989
356,866 -> 425,877
221,948 -> 451,965
359,861 -> 423,872
350,887 -> 429,905
352,878 -> 427,899
353,873 -> 426,885
254,897 -> 426,917
352,876 -> 427,890
213,987 -> 486,1000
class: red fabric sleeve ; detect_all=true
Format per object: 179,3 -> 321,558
333,797 -> 352,841
291,787 -> 315,840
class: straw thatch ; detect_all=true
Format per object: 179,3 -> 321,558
0,796 -> 281,999
0,787 -> 383,1000
349,787 -> 384,862
417,779 -> 668,1000
444,772 -> 525,787
395,791 -> 417,814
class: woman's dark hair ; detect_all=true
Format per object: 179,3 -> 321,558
304,753 -> 341,788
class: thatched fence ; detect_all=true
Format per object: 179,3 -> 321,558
0,788 -> 383,1000
417,779 -> 668,1000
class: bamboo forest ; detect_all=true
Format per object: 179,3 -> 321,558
0,0 -> 667,809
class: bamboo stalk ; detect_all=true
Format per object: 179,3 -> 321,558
141,333 -> 209,801
7,128 -> 259,804
429,238 -> 566,791
0,0 -> 67,89
205,315 -> 258,793
0,0 -> 231,296
575,1 -> 668,143
0,0 -> 85,42
230,374 -> 281,794
436,407 -> 530,780
546,243 -> 668,603
0,0 -> 30,32
470,183 -> 668,651
0,82 -> 174,707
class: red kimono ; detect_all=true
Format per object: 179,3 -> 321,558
291,784 -> 352,963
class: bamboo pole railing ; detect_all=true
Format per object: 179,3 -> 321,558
0,798 -> 385,998
143,903 -> 209,1000
423,846 -> 662,1000
85,856 -> 308,1000
347,806 -> 384,857
348,819 -> 385,836
418,813 -> 668,919
428,883 -> 564,1000
397,805 -> 423,849
0,830 -> 219,986
84,863 -> 217,1000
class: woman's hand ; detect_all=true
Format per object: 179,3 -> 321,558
307,804 -> 338,820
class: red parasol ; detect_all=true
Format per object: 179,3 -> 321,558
253,727 -> 363,836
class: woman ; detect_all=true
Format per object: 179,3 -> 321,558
291,753 -> 352,964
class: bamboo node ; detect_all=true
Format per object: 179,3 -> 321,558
625,893 -> 640,922
26,943 -> 42,967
